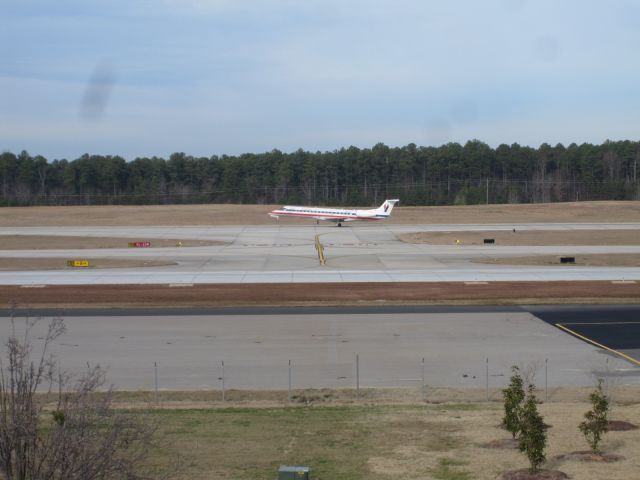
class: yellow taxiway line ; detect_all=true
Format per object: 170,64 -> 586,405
314,234 -> 326,266
555,323 -> 640,367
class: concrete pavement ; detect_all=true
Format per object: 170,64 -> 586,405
1,223 -> 640,284
2,305 -> 638,390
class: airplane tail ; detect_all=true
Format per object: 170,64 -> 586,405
375,199 -> 399,217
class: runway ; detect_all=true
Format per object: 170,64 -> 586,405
1,305 -> 638,391
1,223 -> 640,284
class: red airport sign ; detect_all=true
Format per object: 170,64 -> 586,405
128,241 -> 151,248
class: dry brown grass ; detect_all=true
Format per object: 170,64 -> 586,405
400,229 -> 640,246
129,389 -> 640,480
0,235 -> 222,249
0,258 -> 176,271
1,201 -> 639,227
107,385 -> 640,408
476,254 -> 640,267
0,281 -> 638,307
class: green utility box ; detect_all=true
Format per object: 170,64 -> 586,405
278,465 -> 309,479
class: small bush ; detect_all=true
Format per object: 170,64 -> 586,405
579,379 -> 609,454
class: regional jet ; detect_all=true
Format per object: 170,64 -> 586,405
269,199 -> 399,226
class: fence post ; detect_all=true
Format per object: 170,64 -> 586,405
485,357 -> 489,401
421,357 -> 426,402
221,360 -> 225,402
356,354 -> 360,399
486,177 -> 489,204
545,358 -> 548,401
154,361 -> 158,404
288,360 -> 292,403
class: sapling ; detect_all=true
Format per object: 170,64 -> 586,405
518,384 -> 547,474
502,366 -> 525,438
579,379 -> 609,454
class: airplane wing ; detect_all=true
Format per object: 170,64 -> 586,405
314,216 -> 349,222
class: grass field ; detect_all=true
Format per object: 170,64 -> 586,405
400,229 -> 640,267
0,235 -> 222,249
476,254 -> 640,267
1,201 -> 639,227
0,257 -> 177,271
1,281 -> 638,307
142,400 -> 640,480
399,229 -> 640,246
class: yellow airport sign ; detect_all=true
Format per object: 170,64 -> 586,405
67,260 -> 90,267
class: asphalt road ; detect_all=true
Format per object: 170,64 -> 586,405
530,305 -> 640,368
1,305 -> 638,390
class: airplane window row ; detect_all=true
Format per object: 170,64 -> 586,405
280,207 -> 354,215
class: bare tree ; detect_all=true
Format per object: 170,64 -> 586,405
0,311 -> 159,480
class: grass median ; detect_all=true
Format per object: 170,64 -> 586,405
139,400 -> 640,480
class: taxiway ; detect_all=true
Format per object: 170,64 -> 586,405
1,223 -> 640,284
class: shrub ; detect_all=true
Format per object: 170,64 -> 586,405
0,314 -> 159,480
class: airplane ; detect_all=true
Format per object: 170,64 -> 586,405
269,199 -> 400,227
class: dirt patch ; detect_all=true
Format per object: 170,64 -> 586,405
497,469 -> 569,480
99,385 -> 640,407
607,420 -> 639,431
0,258 -> 176,271
483,438 -> 519,449
556,451 -> 625,462
136,399 -> 640,480
400,229 -> 640,246
31,388 -> 639,479
476,254 -> 640,267
1,201 -> 639,227
0,281 -> 639,308
0,235 -> 223,249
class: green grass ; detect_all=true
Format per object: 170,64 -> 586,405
430,458 -> 472,480
146,405 -> 468,480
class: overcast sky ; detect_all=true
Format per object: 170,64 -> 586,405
2,0 -> 640,159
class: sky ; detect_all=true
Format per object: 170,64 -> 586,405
2,0 -> 640,160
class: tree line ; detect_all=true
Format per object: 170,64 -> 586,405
1,140 -> 639,207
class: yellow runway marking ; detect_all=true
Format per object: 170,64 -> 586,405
555,323 -> 640,367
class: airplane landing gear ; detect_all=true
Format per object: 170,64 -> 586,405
337,223 -> 342,227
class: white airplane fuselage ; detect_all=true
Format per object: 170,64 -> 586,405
269,199 -> 399,225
